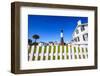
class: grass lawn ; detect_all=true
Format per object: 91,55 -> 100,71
38,46 -> 42,53
62,55 -> 64,59
43,56 -> 46,60
38,56 -> 41,60
58,45 -> 60,53
44,46 -> 47,53
58,56 -> 60,60
78,47 -> 80,53
74,47 -> 76,53
86,48 -> 88,52
53,46 -> 56,53
66,45 -> 68,53
82,48 -> 84,53
49,46 -> 51,53
83,54 -> 85,59
62,46 -> 64,53
75,55 -> 77,59
34,46 -> 37,53
32,56 -> 35,60
53,56 -> 55,60
48,56 -> 51,60
67,55 -> 69,59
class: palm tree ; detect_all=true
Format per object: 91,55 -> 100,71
32,34 -> 40,46
28,39 -> 32,46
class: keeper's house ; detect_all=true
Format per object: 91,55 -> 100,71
71,20 -> 88,45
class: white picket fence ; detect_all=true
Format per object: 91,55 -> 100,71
28,44 -> 88,61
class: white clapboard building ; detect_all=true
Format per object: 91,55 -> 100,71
71,20 -> 88,45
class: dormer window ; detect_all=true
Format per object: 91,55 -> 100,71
81,26 -> 85,31
83,33 -> 88,41
76,29 -> 79,34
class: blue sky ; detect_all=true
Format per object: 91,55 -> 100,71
28,15 -> 88,43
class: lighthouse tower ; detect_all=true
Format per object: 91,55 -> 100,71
60,30 -> 64,45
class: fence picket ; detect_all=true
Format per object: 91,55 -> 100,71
50,46 -> 54,60
46,46 -> 49,60
80,46 -> 83,59
71,45 -> 75,59
29,46 -> 34,61
64,46 -> 67,60
35,46 -> 39,60
55,45 -> 58,60
75,45 -> 79,59
40,46 -> 44,60
68,44 -> 71,59
60,46 -> 62,60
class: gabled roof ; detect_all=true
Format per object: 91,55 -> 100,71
78,23 -> 88,27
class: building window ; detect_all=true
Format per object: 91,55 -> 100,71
74,38 -> 77,42
83,33 -> 88,41
76,30 -> 79,34
74,38 -> 76,42
74,37 -> 80,42
81,26 -> 85,31
77,37 -> 80,41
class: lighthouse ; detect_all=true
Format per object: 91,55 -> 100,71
60,29 -> 64,45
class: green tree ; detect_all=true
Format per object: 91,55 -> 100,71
32,34 -> 40,46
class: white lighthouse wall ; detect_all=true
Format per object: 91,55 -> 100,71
61,32 -> 63,38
